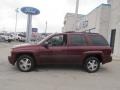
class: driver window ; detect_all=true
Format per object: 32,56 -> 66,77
46,34 -> 67,46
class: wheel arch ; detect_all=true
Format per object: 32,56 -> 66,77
16,52 -> 37,65
82,52 -> 103,64
84,54 -> 102,62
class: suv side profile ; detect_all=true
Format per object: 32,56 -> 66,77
8,32 -> 112,73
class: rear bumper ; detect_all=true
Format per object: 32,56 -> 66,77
102,56 -> 112,64
8,56 -> 15,65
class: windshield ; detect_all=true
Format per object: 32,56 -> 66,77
38,33 -> 55,44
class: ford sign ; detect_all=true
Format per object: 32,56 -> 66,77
32,28 -> 38,32
21,7 -> 40,15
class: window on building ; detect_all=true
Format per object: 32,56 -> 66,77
64,21 -> 66,25
69,34 -> 86,46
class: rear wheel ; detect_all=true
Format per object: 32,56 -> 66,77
16,55 -> 35,72
84,57 -> 100,73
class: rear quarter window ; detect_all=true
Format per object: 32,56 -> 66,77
89,35 -> 108,46
69,34 -> 86,46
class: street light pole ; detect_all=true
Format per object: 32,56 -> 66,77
45,21 -> 47,34
74,0 -> 79,31
15,8 -> 19,34
75,0 -> 79,14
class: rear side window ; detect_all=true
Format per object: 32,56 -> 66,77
89,35 -> 108,46
69,34 -> 86,46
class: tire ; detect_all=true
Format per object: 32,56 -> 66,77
16,55 -> 35,72
8,39 -> 11,43
84,57 -> 100,73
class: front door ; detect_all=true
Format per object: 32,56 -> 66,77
39,34 -> 68,64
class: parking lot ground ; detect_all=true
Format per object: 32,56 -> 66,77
0,42 -> 120,90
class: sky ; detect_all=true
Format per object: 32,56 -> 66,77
0,0 -> 107,33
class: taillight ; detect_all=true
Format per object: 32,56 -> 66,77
104,47 -> 112,55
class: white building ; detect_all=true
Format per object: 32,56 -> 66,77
63,1 -> 120,59
63,4 -> 111,40
62,13 -> 85,32
108,0 -> 120,59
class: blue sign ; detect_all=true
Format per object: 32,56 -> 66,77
32,28 -> 38,32
21,7 -> 40,15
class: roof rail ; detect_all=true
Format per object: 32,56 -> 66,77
65,31 -> 75,33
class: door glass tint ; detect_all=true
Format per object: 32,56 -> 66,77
46,34 -> 67,46
89,35 -> 108,46
69,34 -> 86,46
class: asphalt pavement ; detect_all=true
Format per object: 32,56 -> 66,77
0,42 -> 120,90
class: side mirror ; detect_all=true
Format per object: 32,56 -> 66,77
43,42 -> 49,49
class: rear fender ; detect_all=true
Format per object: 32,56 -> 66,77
82,51 -> 103,64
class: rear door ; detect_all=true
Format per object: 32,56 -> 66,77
87,34 -> 111,55
67,34 -> 87,64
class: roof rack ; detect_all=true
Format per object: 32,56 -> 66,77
64,30 -> 98,34
65,31 -> 75,33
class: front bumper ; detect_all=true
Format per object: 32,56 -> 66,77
8,56 -> 15,65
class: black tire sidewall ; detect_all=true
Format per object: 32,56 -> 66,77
16,55 -> 35,72
84,57 -> 100,73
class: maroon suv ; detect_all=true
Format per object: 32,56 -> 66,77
8,32 -> 112,73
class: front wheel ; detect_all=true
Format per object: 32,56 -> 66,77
16,55 -> 35,72
84,57 -> 100,73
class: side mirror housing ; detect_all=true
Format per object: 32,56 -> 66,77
43,42 -> 49,49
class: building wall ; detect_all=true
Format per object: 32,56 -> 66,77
85,4 -> 110,40
108,0 -> 120,59
86,6 -> 100,33
62,13 -> 84,32
99,4 -> 111,40
63,4 -> 111,40
114,24 -> 120,59
109,0 -> 120,28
